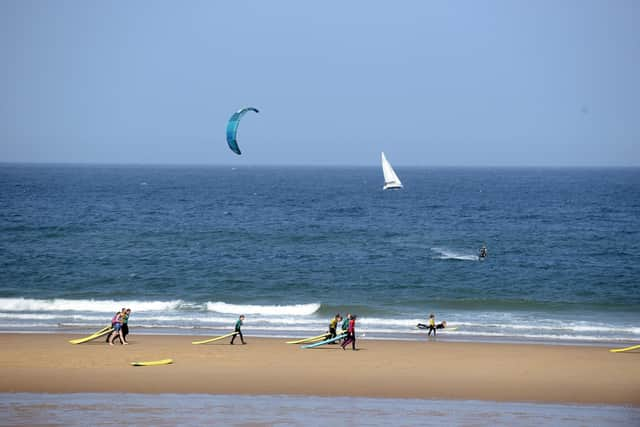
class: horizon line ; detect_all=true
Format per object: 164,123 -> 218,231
1,161 -> 639,169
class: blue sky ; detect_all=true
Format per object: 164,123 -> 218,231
1,1 -> 638,166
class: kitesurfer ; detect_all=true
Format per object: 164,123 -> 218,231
230,315 -> 246,345
479,245 -> 488,258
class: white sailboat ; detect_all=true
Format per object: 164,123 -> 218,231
381,152 -> 403,190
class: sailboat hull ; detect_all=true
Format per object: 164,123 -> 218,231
383,183 -> 403,190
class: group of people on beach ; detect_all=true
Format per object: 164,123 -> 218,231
106,308 -> 131,346
101,309 -> 443,349
328,313 -> 357,350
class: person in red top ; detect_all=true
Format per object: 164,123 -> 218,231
341,314 -> 357,351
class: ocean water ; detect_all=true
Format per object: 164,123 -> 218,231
1,164 -> 639,344
2,393 -> 639,426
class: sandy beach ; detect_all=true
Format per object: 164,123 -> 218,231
1,333 -> 638,406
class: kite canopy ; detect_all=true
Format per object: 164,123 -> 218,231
226,107 -> 259,155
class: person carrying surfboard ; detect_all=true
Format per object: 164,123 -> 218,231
122,308 -> 131,343
112,308 -> 132,344
341,314 -> 357,351
434,320 -> 447,332
417,313 -> 437,336
328,314 -> 341,343
109,309 -> 128,346
106,308 -> 125,343
230,315 -> 246,345
341,313 -> 351,344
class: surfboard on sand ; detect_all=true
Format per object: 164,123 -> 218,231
68,326 -> 114,345
301,333 -> 347,349
609,344 -> 640,353
192,332 -> 237,345
130,358 -> 173,366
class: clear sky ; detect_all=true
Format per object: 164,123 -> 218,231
1,1 -> 638,166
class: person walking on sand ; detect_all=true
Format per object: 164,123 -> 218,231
109,309 -> 127,346
113,308 -> 131,344
230,315 -> 246,345
341,314 -> 357,351
122,308 -> 131,343
417,313 -> 437,336
340,313 -> 351,344
106,308 -> 125,343
328,314 -> 341,343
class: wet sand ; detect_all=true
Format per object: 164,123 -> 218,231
1,333 -> 638,405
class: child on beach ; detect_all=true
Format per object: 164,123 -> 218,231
122,308 -> 131,343
341,315 -> 357,351
109,309 -> 128,346
328,314 -> 341,343
106,308 -> 125,343
417,315 -> 447,336
435,321 -> 447,332
230,315 -> 246,345
341,313 -> 351,344
417,313 -> 437,336
112,308 -> 131,344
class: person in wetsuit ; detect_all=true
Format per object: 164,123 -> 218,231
230,315 -> 246,345
328,314 -> 341,343
417,313 -> 438,336
479,245 -> 488,258
341,315 -> 357,351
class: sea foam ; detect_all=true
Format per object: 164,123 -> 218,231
206,302 -> 321,316
0,298 -> 183,313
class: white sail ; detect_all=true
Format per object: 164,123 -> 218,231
381,152 -> 403,190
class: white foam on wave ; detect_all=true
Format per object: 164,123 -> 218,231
206,302 -> 321,316
0,298 -> 183,313
431,247 -> 479,261
451,321 -> 640,335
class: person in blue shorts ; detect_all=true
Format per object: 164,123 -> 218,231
109,309 -> 127,346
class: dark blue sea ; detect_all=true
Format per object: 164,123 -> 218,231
1,164 -> 639,344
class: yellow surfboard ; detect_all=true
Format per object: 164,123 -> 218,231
192,331 -> 237,345
286,330 -> 346,344
68,326 -> 113,345
609,344 -> 640,353
130,358 -> 173,367
286,333 -> 330,345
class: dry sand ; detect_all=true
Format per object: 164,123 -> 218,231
1,333 -> 638,405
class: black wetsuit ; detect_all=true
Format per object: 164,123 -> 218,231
230,319 -> 245,344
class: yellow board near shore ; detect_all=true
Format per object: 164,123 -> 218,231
68,326 -> 113,345
192,332 -> 237,345
130,358 -> 173,367
286,333 -> 329,345
286,330 -> 346,344
609,344 -> 640,353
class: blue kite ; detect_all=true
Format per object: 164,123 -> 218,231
226,107 -> 259,155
